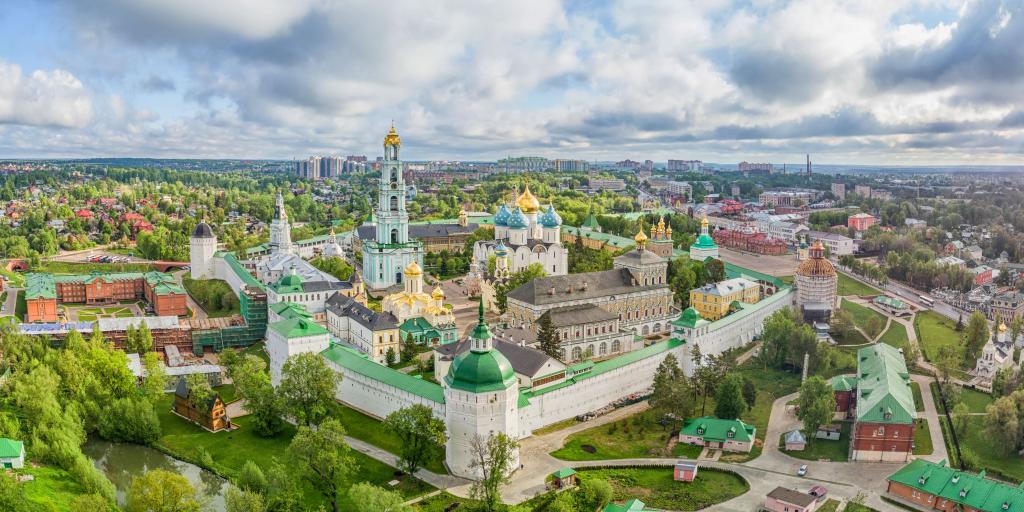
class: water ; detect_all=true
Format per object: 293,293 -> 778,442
82,439 -> 228,511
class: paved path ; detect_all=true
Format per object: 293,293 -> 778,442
0,287 -> 19,316
911,374 -> 949,463
343,436 -> 474,492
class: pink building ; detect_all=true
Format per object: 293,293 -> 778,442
847,213 -> 876,232
763,487 -> 819,512
674,462 -> 698,482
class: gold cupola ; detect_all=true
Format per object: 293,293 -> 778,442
517,184 -> 541,214
404,260 -> 422,276
384,123 -> 401,147
634,226 -> 648,249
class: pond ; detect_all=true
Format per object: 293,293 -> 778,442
83,439 -> 228,511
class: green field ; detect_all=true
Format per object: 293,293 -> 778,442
577,467 -> 749,511
959,387 -> 995,413
777,422 -> 851,462
837,273 -> 881,297
845,504 -> 880,512
818,499 -> 841,512
914,310 -> 963,365
330,403 -> 447,474
154,391 -> 433,510
910,382 -> 924,412
552,366 -> 801,463
23,465 -> 111,511
913,419 -> 933,455
840,300 -> 888,337
73,305 -> 137,321
879,322 -> 909,351
959,416 -> 1024,482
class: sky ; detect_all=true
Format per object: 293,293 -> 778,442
0,0 -> 1023,165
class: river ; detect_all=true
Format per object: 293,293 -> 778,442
82,439 -> 228,511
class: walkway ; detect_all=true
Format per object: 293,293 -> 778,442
343,436 -> 473,492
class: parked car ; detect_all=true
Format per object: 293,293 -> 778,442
797,464 -> 808,477
809,485 -> 827,501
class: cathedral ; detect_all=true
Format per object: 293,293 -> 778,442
361,125 -> 425,289
382,260 -> 458,346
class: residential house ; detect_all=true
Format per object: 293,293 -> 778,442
172,378 -> 231,432
763,487 -> 820,512
678,416 -> 756,453
0,438 -> 25,469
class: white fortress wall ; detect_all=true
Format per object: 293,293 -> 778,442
327,359 -> 446,421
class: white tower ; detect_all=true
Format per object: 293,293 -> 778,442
269,192 -> 294,255
189,222 -> 217,280
444,300 -> 520,480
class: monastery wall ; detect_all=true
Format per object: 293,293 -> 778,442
327,359 -> 446,421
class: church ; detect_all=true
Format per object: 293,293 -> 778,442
360,125 -> 425,290
382,261 -> 458,346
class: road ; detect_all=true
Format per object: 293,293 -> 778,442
837,267 -> 965,323
46,243 -> 149,263
0,287 -> 18,317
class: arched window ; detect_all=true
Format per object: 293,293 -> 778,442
642,325 -> 650,335
611,340 -> 621,352
390,195 -> 399,211
390,229 -> 398,244
390,169 -> 398,183
572,346 -> 582,360
599,342 -> 607,355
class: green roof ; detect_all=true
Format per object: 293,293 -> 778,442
831,375 -> 856,392
672,307 -> 707,328
24,273 -> 56,299
25,271 -> 185,299
272,272 -> 304,293
0,438 -> 23,459
603,499 -> 648,512
399,317 -> 435,334
270,301 -> 312,320
221,252 -> 266,291
560,225 -> 635,248
888,460 -> 1024,512
873,295 -> 907,309
855,344 -> 916,424
269,317 -> 328,339
679,416 -> 756,443
552,468 -> 576,479
445,349 -> 516,393
582,214 -> 602,230
691,233 -> 717,249
321,344 -> 444,403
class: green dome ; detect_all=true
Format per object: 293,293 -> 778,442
692,234 -> 717,249
674,307 -> 703,328
273,271 -> 304,293
445,349 -> 516,393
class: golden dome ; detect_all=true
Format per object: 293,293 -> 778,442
517,184 -> 541,214
999,322 -> 1008,333
384,123 -> 401,147
432,286 -> 445,299
634,227 -> 648,244
404,260 -> 422,276
666,224 -> 673,235
701,216 -> 709,227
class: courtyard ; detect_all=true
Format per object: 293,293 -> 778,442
64,302 -> 144,321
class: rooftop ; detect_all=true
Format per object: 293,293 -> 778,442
856,344 -> 916,424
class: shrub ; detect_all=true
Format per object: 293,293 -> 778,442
98,398 -> 161,445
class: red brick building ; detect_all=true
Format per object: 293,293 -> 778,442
713,229 -> 788,255
847,344 -> 917,462
24,271 -> 189,322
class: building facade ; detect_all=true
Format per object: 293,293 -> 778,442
689,277 -> 760,321
794,241 -> 837,322
849,344 -> 916,462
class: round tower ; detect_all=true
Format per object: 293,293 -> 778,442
539,204 -> 562,244
189,222 -> 217,280
444,299 -> 519,480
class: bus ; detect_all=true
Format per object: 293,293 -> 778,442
918,295 -> 935,307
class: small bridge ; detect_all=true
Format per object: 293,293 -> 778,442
151,261 -> 190,272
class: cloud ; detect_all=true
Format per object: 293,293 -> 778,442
0,60 -> 93,128
139,75 -> 175,92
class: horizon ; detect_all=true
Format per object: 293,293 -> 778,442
1,1 -> 1023,165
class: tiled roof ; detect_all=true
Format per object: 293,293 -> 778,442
325,293 -> 398,331
546,304 -> 618,327
679,416 -> 756,443
855,344 -> 916,424
888,460 -> 1024,512
507,268 -> 666,306
321,344 -> 444,403
435,338 -> 557,378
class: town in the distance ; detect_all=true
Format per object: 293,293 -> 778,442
2,123 -> 1024,512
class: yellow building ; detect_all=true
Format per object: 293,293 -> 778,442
689,277 -> 760,321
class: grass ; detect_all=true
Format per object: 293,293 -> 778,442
22,464 -> 107,511
532,417 -> 580,436
913,419 -> 933,455
832,327 -> 870,346
958,416 -> 1024,482
837,273 -> 881,297
32,261 -> 153,274
15,290 -> 26,321
879,322 -> 910,351
182,277 -> 240,318
73,305 -> 137,321
818,499 -> 841,512
914,310 -> 963,366
412,492 -> 474,511
551,365 -> 802,463
329,403 -> 447,474
959,387 -> 994,413
154,393 -> 434,510
840,299 -> 888,337
845,504 -> 880,512
779,275 -> 794,285
777,422 -> 851,462
240,342 -> 270,368
576,466 -> 749,511
910,382 -> 925,412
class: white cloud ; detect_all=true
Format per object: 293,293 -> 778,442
0,61 -> 93,128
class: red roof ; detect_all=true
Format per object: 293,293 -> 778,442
121,212 -> 146,222
75,209 -> 94,218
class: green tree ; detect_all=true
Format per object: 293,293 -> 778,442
577,478 -> 613,511
797,376 -> 836,443
402,332 -> 416,362
469,432 -> 519,511
495,263 -> 546,313
136,321 -> 153,354
0,412 -> 21,440
288,418 -> 356,512
384,405 -> 447,475
0,472 -> 32,512
226,354 -> 285,436
830,309 -> 856,342
864,315 -> 884,340
71,494 -> 114,511
98,397 -> 161,444
127,469 -> 204,512
985,396 -> 1020,456
238,460 -> 268,493
935,344 -> 963,386
385,346 -> 398,367
185,373 -> 214,412
741,376 -> 757,408
536,311 -> 560,360
226,486 -> 267,512
347,482 -> 411,512
141,352 -> 167,403
704,258 -> 725,283
649,353 -> 689,422
264,461 -> 304,512
714,373 -> 747,420
952,402 -> 970,438
279,352 -> 341,427
964,311 -> 990,363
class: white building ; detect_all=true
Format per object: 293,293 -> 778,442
266,316 -> 330,385
325,293 -> 400,365
765,221 -> 809,243
473,186 -> 567,277
189,222 -> 218,280
974,323 -> 1017,388
805,231 -> 855,256
0,438 -> 25,469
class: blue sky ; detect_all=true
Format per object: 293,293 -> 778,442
0,0 -> 1022,165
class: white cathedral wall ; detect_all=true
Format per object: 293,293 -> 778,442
327,359 -> 446,420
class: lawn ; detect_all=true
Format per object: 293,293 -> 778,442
832,327 -> 870,346
910,382 -> 925,412
958,416 -> 1024,482
879,322 -> 909,351
913,419 -> 933,455
959,387 -> 994,413
23,464 -> 110,511
818,499 -> 841,512
74,305 -> 136,321
330,403 -> 447,474
914,310 -> 963,365
154,393 -> 434,510
551,365 -> 802,463
840,300 -> 888,336
777,422 -> 851,462
577,466 -> 749,511
845,504 -> 880,512
32,261 -> 153,274
532,417 -> 580,436
15,290 -> 26,321
837,273 -> 881,297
